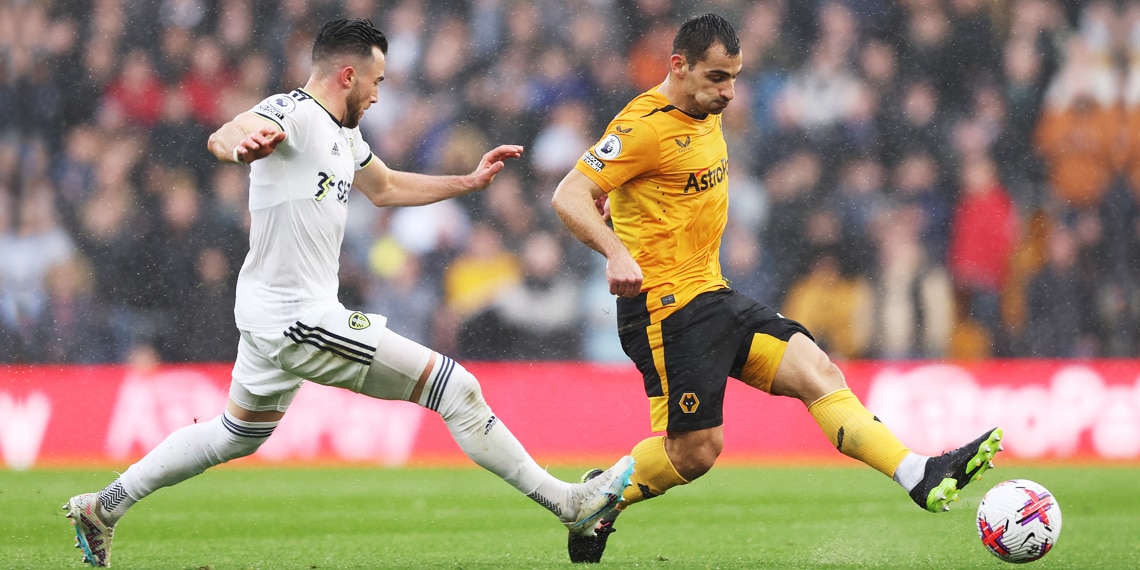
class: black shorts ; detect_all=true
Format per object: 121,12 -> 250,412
617,288 -> 813,432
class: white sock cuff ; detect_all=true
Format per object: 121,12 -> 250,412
418,355 -> 460,413
221,411 -> 279,439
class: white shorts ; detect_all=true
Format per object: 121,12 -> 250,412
231,303 -> 391,409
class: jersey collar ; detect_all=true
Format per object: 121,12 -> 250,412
295,88 -> 345,127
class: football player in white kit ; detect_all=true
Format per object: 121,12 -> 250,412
64,18 -> 633,568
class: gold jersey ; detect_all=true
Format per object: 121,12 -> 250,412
575,87 -> 729,322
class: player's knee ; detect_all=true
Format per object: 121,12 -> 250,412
217,433 -> 268,462
674,445 -> 720,481
817,358 -> 846,392
208,415 -> 275,464
774,334 -> 848,404
667,431 -> 722,480
434,362 -> 488,424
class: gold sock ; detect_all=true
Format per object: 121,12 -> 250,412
807,388 -> 910,478
620,435 -> 689,507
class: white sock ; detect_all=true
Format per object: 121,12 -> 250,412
104,411 -> 276,525
892,452 -> 929,492
96,479 -> 136,525
421,356 -> 572,517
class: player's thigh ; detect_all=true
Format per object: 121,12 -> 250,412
357,327 -> 435,401
730,303 -> 842,402
230,330 -> 303,414
769,332 -> 847,403
265,304 -> 385,392
728,296 -> 814,394
277,304 -> 434,401
227,380 -> 295,421
618,290 -> 740,433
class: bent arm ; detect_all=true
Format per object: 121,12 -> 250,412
206,111 -> 286,164
552,169 -> 643,297
354,144 -> 524,207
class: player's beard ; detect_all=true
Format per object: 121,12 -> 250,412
343,87 -> 369,128
343,98 -> 365,128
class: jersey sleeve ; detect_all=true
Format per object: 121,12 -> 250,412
573,119 -> 659,193
252,93 -> 304,146
349,128 -> 374,170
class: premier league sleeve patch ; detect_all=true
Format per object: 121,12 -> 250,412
594,133 -> 622,160
268,93 -> 297,114
255,93 -> 296,121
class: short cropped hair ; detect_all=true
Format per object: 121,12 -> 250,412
312,18 -> 388,65
673,13 -> 740,65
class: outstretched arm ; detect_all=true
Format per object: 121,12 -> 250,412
206,111 -> 287,164
551,169 -> 643,298
354,144 -> 524,207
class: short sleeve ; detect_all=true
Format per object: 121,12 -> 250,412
574,121 -> 659,193
350,128 -> 373,170
252,93 -> 304,145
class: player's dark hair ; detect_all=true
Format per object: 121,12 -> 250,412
673,13 -> 739,65
312,18 -> 388,64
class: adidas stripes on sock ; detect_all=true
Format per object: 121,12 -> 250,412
418,356 -> 571,515
104,411 -> 276,525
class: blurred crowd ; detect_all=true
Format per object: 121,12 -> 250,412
1,0 -> 1139,365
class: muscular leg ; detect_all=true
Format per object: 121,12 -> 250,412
771,333 -> 912,480
358,328 -> 595,521
98,395 -> 282,526
616,427 -> 721,507
665,428 -> 723,480
769,332 -> 846,404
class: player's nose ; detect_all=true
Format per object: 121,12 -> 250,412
721,83 -> 735,102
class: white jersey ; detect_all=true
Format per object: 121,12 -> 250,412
234,89 -> 374,333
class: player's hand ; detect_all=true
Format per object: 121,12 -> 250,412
235,128 -> 286,163
594,195 -> 611,222
606,250 -> 643,298
468,144 -> 524,189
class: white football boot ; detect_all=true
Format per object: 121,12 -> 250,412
64,493 -> 115,567
562,455 -> 634,535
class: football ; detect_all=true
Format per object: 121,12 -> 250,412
976,479 -> 1062,564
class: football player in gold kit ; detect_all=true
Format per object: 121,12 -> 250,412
552,13 -> 1004,563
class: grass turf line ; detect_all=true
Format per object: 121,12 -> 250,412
3,465 -> 1137,569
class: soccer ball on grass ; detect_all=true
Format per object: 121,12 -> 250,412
976,479 -> 1062,564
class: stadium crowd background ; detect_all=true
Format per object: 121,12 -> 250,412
0,0 -> 1138,366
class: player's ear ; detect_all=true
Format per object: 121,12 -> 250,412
339,65 -> 355,89
669,53 -> 688,76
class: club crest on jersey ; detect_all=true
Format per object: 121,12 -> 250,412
594,134 -> 622,160
680,392 -> 700,413
348,312 -> 371,330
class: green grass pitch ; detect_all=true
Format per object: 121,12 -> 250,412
3,464 -> 1137,569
